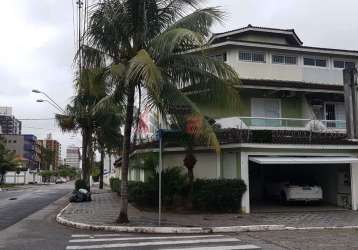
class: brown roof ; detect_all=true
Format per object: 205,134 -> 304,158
211,24 -> 303,46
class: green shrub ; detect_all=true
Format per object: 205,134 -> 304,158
128,181 -> 156,207
110,177 -> 121,193
128,167 -> 187,208
192,179 -> 247,212
75,179 -> 87,191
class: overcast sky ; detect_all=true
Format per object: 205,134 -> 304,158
1,0 -> 358,158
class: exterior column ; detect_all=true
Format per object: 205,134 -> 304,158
240,152 -> 250,213
216,152 -> 221,178
351,163 -> 358,210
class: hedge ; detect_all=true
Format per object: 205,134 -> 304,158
128,167 -> 187,208
192,179 -> 247,212
110,177 -> 121,193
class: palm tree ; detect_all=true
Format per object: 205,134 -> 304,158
56,67 -> 116,189
94,111 -> 123,189
81,0 -> 240,223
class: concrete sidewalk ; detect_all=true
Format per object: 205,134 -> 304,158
57,189 -> 358,233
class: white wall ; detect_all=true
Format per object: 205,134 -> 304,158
222,151 -> 237,179
351,163 -> 358,210
3,170 -> 41,184
224,47 -> 354,86
163,152 -> 218,179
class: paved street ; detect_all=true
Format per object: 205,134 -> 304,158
0,183 -> 72,231
237,229 -> 358,250
65,234 -> 260,250
1,184 -> 358,249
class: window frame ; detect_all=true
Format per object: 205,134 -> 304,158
303,56 -> 328,68
239,51 -> 266,63
272,54 -> 298,65
323,101 -> 346,129
250,98 -> 282,118
333,59 -> 356,70
210,52 -> 227,62
250,98 -> 282,127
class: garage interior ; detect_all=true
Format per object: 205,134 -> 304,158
248,157 -> 352,212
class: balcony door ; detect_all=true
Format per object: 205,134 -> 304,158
324,102 -> 345,128
251,98 -> 281,127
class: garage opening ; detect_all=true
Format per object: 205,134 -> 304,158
248,156 -> 354,212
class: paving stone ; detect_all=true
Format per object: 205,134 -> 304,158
61,187 -> 358,228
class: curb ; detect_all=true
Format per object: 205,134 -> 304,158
56,204 -> 358,234
56,204 -> 285,234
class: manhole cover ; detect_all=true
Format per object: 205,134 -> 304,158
9,197 -> 17,200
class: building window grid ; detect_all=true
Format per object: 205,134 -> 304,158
303,57 -> 327,67
272,54 -> 297,65
333,60 -> 356,69
239,51 -> 265,63
210,52 -> 227,62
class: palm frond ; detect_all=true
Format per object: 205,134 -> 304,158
169,7 -> 224,36
128,49 -> 163,100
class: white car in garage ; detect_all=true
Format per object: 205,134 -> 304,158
265,181 -> 323,202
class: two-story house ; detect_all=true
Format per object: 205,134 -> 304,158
121,25 -> 358,214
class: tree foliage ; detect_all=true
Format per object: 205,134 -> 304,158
80,0 -> 240,223
0,138 -> 20,184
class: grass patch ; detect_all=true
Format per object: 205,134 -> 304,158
0,184 -> 16,188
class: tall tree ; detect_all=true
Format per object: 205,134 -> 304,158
81,0 -> 240,223
0,138 -> 20,184
56,67 -> 118,189
94,111 -> 123,189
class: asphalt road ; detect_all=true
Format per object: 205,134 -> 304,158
0,183 -> 72,231
1,183 -> 358,249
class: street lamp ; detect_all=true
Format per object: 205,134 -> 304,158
36,99 -> 63,113
32,89 -> 65,113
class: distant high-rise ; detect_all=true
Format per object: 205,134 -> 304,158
38,133 -> 61,170
1,134 -> 39,170
0,107 -> 21,135
65,145 -> 81,169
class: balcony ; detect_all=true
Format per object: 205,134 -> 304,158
133,117 -> 354,151
216,117 -> 346,133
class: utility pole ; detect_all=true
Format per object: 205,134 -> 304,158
76,0 -> 83,72
343,67 -> 358,140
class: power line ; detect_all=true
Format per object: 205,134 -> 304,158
18,118 -> 56,121
72,0 -> 77,49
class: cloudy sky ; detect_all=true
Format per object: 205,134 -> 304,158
1,0 -> 358,158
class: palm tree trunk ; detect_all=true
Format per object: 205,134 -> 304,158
81,127 -> 92,190
117,85 -> 135,223
99,148 -> 105,189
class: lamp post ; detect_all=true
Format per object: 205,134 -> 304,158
32,89 -> 65,113
36,99 -> 63,113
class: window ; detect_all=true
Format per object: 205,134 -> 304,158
239,51 -> 252,61
252,52 -> 265,62
325,102 -> 345,128
334,60 -> 355,69
272,55 -> 297,65
272,55 -> 284,64
304,57 -> 315,66
334,60 -> 345,68
316,59 -> 327,67
304,57 -> 327,67
211,52 -> 227,62
239,51 -> 265,63
346,61 -> 356,69
251,98 -> 281,127
285,56 -> 297,65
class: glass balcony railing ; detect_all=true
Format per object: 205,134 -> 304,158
216,116 -> 347,132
